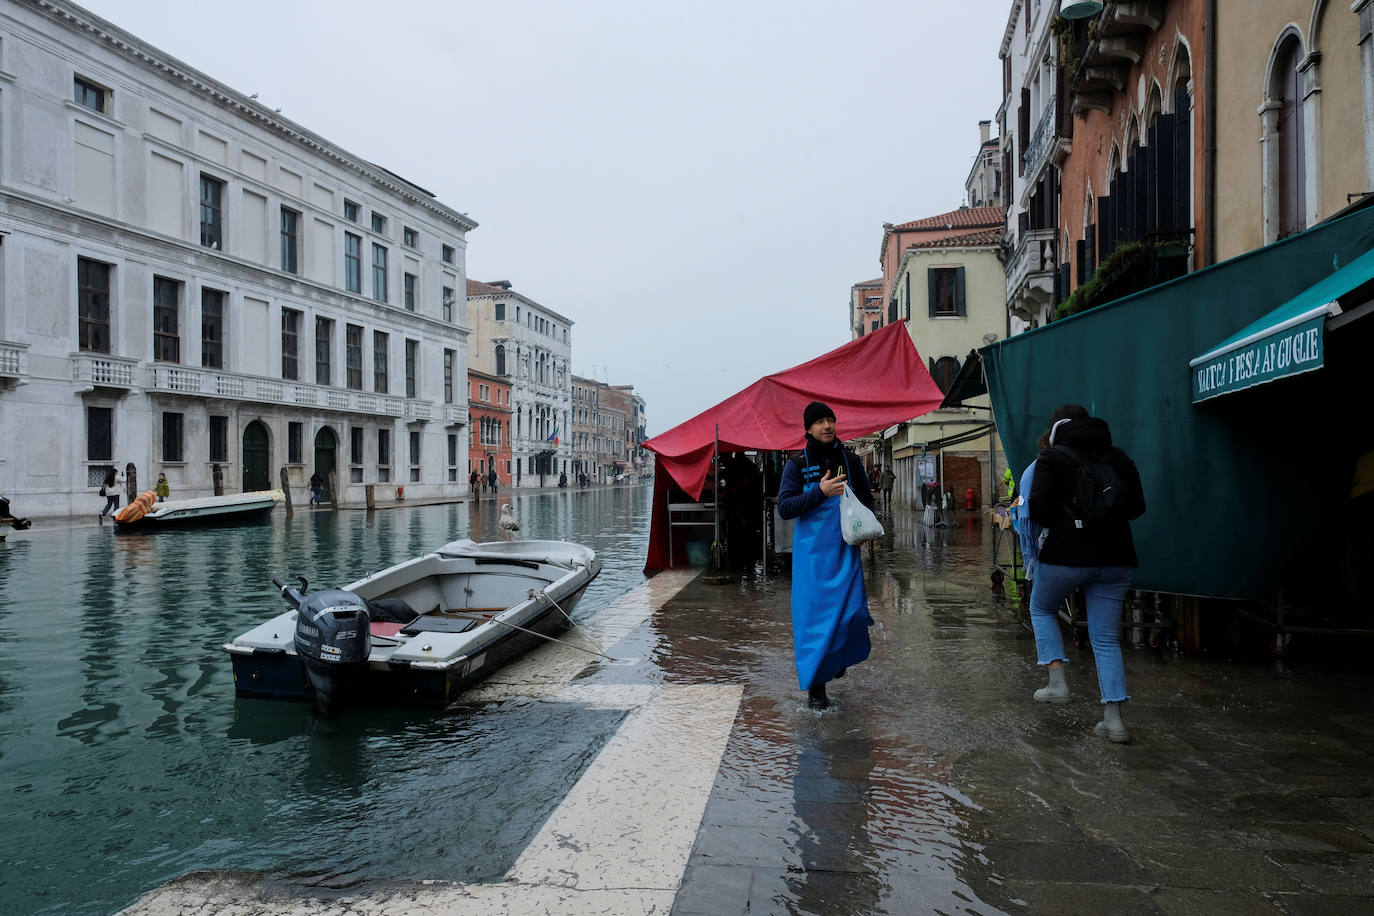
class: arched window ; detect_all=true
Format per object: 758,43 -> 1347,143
1275,37 -> 1307,237
495,344 -> 505,376
930,356 -> 961,394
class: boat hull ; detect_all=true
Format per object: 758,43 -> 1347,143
229,576 -> 592,708
116,492 -> 281,530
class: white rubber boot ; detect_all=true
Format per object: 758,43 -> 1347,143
1094,701 -> 1131,743
1033,665 -> 1070,704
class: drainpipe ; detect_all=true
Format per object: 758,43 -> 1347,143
1204,0 -> 1218,266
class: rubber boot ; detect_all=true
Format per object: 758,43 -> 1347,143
1033,665 -> 1069,704
1094,701 -> 1130,743
807,682 -> 830,710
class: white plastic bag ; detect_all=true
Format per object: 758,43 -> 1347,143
839,484 -> 884,545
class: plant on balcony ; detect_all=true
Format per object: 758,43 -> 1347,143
1054,239 -> 1148,321
1052,15 -> 1079,71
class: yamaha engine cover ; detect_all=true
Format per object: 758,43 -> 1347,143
293,589 -> 371,711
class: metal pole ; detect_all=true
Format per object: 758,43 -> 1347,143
713,424 -> 720,546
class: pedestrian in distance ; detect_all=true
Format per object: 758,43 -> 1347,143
308,472 -> 323,506
1026,404 -> 1146,743
488,468 -> 499,496
880,464 -> 895,513
154,472 -> 170,503
97,467 -> 122,523
777,401 -> 876,710
469,468 -> 479,495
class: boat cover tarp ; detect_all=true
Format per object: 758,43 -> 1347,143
644,321 -> 945,570
982,203 -> 1374,599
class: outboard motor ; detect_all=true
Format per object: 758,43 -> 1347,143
273,577 -> 371,713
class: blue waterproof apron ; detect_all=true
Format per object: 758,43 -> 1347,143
791,450 -> 873,690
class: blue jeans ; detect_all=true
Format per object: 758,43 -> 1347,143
1029,562 -> 1133,703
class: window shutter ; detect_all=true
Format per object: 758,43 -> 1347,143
927,269 -> 938,318
955,266 -> 966,317
904,272 -> 911,319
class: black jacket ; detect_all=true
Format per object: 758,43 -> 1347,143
1029,416 -> 1146,567
777,436 -> 875,520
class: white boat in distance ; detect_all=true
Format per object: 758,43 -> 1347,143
224,539 -> 603,709
115,490 -> 283,529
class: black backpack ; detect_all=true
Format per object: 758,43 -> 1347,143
1051,445 -> 1129,524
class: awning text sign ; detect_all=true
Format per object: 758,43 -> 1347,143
1192,314 -> 1325,403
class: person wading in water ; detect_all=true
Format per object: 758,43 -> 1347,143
777,401 -> 876,709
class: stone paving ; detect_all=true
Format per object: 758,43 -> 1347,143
667,511 -> 1374,915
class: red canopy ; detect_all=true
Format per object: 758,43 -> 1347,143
644,321 -> 946,500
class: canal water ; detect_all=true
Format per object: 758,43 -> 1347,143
0,485 -> 652,915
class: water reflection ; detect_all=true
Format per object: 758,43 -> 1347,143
0,485 -> 652,915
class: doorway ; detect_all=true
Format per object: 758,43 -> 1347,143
314,427 -> 338,500
242,420 -> 270,491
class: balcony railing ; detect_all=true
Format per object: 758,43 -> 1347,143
1022,100 -> 1057,183
147,364 -> 435,419
0,340 -> 30,382
444,405 -> 468,426
1006,227 -> 1058,298
72,353 -> 138,389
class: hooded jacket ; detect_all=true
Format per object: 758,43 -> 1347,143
1028,416 -> 1145,567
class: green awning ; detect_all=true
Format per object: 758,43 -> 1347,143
1189,247 -> 1374,403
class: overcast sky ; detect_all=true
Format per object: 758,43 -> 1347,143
83,0 -> 1008,436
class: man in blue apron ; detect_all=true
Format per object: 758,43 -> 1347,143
777,401 -> 876,709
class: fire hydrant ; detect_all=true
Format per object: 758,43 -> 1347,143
965,488 -> 977,510
396,486 -> 405,500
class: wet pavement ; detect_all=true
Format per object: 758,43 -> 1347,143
117,505 -> 1374,915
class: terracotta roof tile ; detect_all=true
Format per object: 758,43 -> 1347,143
890,205 -> 1004,232
465,279 -> 509,297
906,227 -> 1004,250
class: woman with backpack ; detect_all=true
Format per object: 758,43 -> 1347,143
1026,405 -> 1146,743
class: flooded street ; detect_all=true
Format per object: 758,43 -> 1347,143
5,492 -> 1374,915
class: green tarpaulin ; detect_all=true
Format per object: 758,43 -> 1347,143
983,205 -> 1374,599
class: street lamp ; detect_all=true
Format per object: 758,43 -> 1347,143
1060,0 -> 1103,18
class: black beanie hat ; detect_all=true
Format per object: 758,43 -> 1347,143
803,401 -> 836,429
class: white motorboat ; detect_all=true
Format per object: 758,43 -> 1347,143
114,490 -> 283,529
224,539 -> 602,709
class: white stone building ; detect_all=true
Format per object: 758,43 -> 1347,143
465,280 -> 571,487
0,0 -> 477,517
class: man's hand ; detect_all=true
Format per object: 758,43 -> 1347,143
818,469 -> 847,497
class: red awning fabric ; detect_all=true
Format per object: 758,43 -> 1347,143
643,323 -> 946,572
643,322 -> 946,500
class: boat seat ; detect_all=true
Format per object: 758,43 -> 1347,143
366,597 -> 418,624
401,616 -> 482,635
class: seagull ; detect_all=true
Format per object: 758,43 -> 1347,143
498,504 -> 520,537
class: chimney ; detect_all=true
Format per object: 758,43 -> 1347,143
979,120 -> 991,145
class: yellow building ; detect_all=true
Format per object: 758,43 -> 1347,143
883,227 -> 1008,508
1215,0 -> 1371,259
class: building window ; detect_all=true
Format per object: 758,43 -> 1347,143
494,302 -> 505,320
344,199 -> 359,222
371,244 -> 388,302
405,339 -> 418,399
409,430 -> 421,482
344,232 -> 362,293
281,308 -> 301,380
73,75 -> 107,114
403,226 -> 417,247
373,330 -> 389,393
350,425 -> 364,482
930,356 -> 961,394
280,207 -> 300,274
315,316 -> 333,385
199,174 -> 224,249
378,428 -> 391,482
345,323 -> 363,390
404,272 -> 417,311
371,212 -> 386,233
443,285 -> 453,322
152,276 -> 181,363
443,348 -> 454,404
162,412 -> 184,462
201,288 -> 225,368
441,244 -> 455,264
928,266 -> 966,317
288,421 -> 303,464
87,405 -> 112,462
78,257 -> 112,354
447,433 -> 458,482
209,414 -> 228,463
